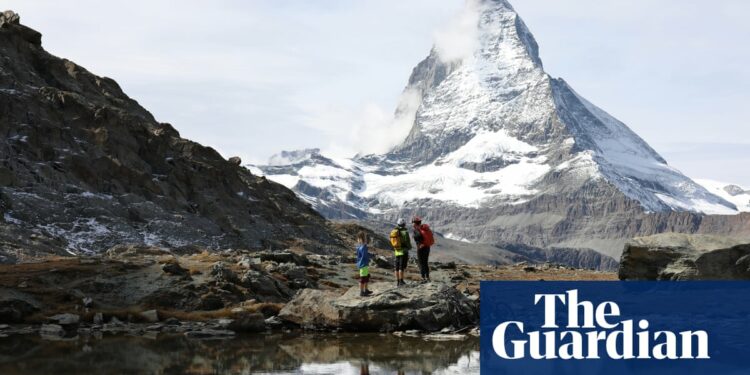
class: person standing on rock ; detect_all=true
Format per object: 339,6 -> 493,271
390,218 -> 412,287
412,216 -> 435,283
356,231 -> 373,297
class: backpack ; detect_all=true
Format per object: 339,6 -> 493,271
399,228 -> 411,250
390,228 -> 402,250
419,224 -> 435,247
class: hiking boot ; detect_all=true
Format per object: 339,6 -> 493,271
360,291 -> 368,297
364,290 -> 373,296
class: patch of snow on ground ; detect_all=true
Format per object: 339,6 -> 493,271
444,233 -> 472,243
3,212 -> 23,225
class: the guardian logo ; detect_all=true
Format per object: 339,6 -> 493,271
492,289 -> 710,360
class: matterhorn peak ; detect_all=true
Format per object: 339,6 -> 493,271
258,0 -> 740,259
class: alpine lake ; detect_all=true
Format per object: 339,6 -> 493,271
0,331 -> 479,374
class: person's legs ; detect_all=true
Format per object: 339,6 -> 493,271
394,256 -> 402,286
417,248 -> 427,280
424,247 -> 430,280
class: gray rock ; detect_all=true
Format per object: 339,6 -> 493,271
228,156 -> 242,166
228,313 -> 266,333
258,251 -> 309,266
237,256 -> 261,268
39,324 -> 66,339
278,282 -> 478,332
619,233 -> 750,280
264,316 -> 284,328
48,313 -> 80,326
93,313 -> 104,325
0,289 -> 41,323
184,329 -> 236,340
239,270 -> 290,301
211,262 -> 238,283
139,310 -> 159,323
161,261 -> 189,276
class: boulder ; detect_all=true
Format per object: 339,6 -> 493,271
39,324 -> 67,339
210,262 -> 238,283
161,260 -> 189,276
258,251 -> 309,266
619,233 -> 750,280
139,310 -> 159,323
240,270 -> 291,301
228,312 -> 266,333
48,313 -> 80,326
278,282 -> 478,332
228,156 -> 242,166
0,289 -> 41,323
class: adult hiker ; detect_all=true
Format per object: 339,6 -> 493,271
389,218 -> 412,287
412,216 -> 435,283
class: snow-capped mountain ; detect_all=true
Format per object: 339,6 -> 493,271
695,180 -> 750,213
253,0 -> 745,258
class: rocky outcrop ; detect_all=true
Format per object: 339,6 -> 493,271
0,11 -> 346,262
278,282 -> 478,332
0,288 -> 40,323
618,233 -> 750,280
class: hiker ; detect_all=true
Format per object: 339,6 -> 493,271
356,231 -> 372,297
412,216 -> 435,282
389,218 -> 412,287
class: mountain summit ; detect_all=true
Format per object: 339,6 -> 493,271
256,0 -> 747,258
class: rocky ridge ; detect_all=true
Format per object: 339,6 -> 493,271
619,233 -> 750,280
0,10 -> 349,263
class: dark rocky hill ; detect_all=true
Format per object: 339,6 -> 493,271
0,11 -> 344,263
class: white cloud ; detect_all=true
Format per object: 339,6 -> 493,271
298,88 -> 422,158
433,0 -> 483,62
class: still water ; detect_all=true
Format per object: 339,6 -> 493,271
0,332 -> 479,374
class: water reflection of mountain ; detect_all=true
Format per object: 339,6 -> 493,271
0,332 -> 479,374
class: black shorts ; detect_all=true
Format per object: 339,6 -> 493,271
394,254 -> 408,271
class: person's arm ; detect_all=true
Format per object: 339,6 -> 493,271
413,229 -> 424,249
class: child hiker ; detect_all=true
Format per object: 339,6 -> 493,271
356,231 -> 373,297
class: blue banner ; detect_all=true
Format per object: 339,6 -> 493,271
480,281 -> 750,374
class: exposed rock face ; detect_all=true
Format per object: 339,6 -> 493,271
278,282 -> 478,332
254,0 -> 750,263
0,288 -> 40,323
0,11 -> 345,262
619,233 -> 750,280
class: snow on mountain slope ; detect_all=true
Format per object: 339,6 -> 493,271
255,0 -> 737,221
695,179 -> 750,213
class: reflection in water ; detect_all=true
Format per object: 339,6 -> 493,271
0,332 -> 479,374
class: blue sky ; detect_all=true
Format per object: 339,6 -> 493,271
5,0 -> 749,185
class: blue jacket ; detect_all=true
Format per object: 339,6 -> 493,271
356,244 -> 369,269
